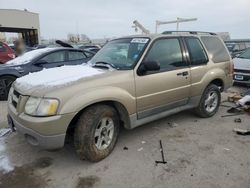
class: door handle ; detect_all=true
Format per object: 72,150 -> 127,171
177,71 -> 189,76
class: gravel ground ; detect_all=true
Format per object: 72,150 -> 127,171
0,86 -> 249,188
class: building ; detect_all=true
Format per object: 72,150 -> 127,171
0,9 -> 40,46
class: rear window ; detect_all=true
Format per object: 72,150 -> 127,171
201,36 -> 230,63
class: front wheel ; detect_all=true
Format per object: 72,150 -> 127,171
0,76 -> 16,101
74,104 -> 120,162
195,84 -> 221,118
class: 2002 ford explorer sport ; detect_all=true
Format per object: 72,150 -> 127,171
7,31 -> 233,162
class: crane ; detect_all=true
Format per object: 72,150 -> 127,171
132,20 -> 150,35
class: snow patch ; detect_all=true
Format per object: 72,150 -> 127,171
15,65 -> 104,90
5,48 -> 54,66
0,156 -> 14,173
0,140 -> 14,173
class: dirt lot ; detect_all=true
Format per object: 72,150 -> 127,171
0,86 -> 250,188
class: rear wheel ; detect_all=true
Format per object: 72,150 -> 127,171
74,104 -> 120,162
0,76 -> 16,101
195,84 -> 221,118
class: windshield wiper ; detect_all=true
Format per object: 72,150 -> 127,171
92,61 -> 117,69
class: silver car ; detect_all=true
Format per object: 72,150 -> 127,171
233,48 -> 250,85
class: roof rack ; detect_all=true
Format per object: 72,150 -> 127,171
162,31 -> 217,36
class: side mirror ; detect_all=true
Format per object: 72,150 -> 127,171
34,59 -> 47,66
137,61 -> 160,75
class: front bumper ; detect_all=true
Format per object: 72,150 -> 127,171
8,105 -> 77,149
233,73 -> 250,85
8,114 -> 66,149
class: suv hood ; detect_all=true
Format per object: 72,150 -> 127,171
14,65 -> 105,95
233,58 -> 250,70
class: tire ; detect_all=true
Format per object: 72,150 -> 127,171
195,84 -> 221,118
0,76 -> 16,101
74,104 -> 120,162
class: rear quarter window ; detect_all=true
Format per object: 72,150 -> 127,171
200,36 -> 230,63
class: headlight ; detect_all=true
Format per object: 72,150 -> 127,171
25,97 -> 59,116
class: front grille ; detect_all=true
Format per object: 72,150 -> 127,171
234,69 -> 250,74
11,90 -> 20,109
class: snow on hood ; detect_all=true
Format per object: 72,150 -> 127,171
15,65 -> 105,91
6,48 -> 54,66
233,58 -> 250,70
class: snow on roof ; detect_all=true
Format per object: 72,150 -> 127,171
6,48 -> 55,66
15,64 -> 104,91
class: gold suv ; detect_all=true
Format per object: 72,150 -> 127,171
7,31 -> 233,162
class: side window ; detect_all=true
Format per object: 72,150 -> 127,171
0,43 -> 6,52
84,51 -> 94,58
41,51 -> 66,63
201,36 -> 231,63
144,38 -> 185,72
185,38 -> 208,66
68,51 -> 86,61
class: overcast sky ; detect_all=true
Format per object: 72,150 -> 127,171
1,0 -> 250,39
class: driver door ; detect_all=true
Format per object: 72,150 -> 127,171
135,37 -> 191,119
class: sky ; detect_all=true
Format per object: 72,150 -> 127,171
1,0 -> 250,39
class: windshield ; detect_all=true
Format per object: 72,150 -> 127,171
89,38 -> 150,70
6,48 -> 53,66
238,48 -> 250,59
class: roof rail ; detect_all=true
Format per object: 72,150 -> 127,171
162,31 -> 217,36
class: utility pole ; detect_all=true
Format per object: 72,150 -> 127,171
155,17 -> 197,33
132,20 -> 150,35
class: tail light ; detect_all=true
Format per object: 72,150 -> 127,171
7,53 -> 15,59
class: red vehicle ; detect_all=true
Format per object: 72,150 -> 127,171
0,42 -> 15,64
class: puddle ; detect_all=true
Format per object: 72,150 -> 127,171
0,157 -> 53,188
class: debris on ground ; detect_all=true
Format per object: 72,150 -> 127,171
167,122 -> 178,128
228,93 -> 242,102
137,147 -> 143,152
222,91 -> 250,117
234,118 -> 242,123
242,88 -> 250,97
141,141 -> 146,144
221,112 -> 245,118
237,95 -> 250,106
0,128 -> 11,137
233,128 -> 250,136
227,107 -> 243,114
123,146 -> 128,150
155,140 -> 167,165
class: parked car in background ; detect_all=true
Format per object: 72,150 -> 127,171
0,47 -> 95,100
0,42 -> 15,64
233,48 -> 250,85
225,39 -> 250,58
78,45 -> 101,53
7,31 -> 233,162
